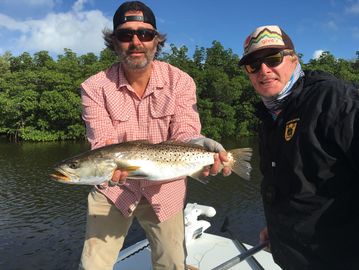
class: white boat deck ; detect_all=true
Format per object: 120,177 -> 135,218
186,233 -> 280,269
114,233 -> 281,270
114,203 -> 282,270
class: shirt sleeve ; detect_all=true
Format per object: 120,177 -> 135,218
81,81 -> 118,149
168,73 -> 202,142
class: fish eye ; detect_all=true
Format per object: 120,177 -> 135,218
68,162 -> 79,169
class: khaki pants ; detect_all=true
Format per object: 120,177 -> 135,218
79,189 -> 186,270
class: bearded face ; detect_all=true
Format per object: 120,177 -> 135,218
116,41 -> 157,70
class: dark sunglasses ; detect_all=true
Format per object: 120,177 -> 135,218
115,28 -> 157,42
245,50 -> 294,74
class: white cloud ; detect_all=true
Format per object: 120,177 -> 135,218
0,0 -> 111,56
0,13 -> 29,31
72,0 -> 87,13
346,0 -> 359,14
313,50 -> 325,59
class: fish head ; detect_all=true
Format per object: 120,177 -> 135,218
50,155 -> 117,185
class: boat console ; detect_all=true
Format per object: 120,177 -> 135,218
184,203 -> 216,244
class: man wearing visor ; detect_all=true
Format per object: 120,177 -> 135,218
239,25 -> 359,269
79,1 -> 228,269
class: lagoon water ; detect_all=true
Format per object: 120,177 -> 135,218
0,137 -> 265,270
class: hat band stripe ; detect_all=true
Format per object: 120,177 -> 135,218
121,15 -> 145,23
244,29 -> 283,53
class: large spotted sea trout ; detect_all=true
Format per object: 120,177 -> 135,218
50,140 -> 252,185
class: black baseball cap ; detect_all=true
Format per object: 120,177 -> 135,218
113,1 -> 157,30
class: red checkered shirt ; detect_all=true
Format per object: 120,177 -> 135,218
81,60 -> 202,222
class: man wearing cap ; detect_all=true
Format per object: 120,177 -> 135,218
78,1 -> 228,270
238,25 -> 359,269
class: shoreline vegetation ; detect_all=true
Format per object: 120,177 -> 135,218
0,42 -> 358,142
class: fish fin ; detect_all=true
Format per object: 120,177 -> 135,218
118,165 -> 141,172
158,140 -> 206,150
228,148 -> 252,180
189,171 -> 210,184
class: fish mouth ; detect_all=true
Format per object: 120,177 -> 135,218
50,170 -> 70,182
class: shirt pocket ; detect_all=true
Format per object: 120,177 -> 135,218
150,92 -> 176,118
149,93 -> 176,138
105,90 -> 132,123
108,104 -> 132,141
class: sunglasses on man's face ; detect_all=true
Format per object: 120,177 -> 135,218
245,50 -> 294,74
115,28 -> 157,42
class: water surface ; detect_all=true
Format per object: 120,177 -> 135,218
0,137 -> 265,270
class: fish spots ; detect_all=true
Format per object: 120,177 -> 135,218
52,140 -> 251,184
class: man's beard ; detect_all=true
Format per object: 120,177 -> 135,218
118,44 -> 156,70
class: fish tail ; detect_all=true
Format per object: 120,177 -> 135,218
228,148 -> 252,180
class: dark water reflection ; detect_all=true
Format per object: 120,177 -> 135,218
0,137 -> 265,270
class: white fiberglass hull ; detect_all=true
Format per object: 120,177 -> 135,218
114,203 -> 281,270
114,233 -> 281,270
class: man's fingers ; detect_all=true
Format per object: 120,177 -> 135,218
121,171 -> 129,180
209,152 -> 232,176
218,151 -> 229,162
222,167 -> 232,176
202,166 -> 210,177
218,151 -> 231,176
105,139 -> 117,145
111,170 -> 122,181
109,170 -> 128,186
209,153 -> 220,175
259,227 -> 269,243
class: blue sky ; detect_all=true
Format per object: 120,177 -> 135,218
0,0 -> 358,63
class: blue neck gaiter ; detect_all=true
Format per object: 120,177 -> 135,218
261,63 -> 304,115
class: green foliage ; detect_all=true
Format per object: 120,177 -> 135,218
198,99 -> 237,140
305,51 -> 359,84
20,127 -> 63,141
0,45 -> 357,142
0,49 -> 87,141
33,51 -> 56,70
159,41 -> 258,138
0,51 -> 12,76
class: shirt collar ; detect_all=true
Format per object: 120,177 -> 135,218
117,60 -> 165,96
